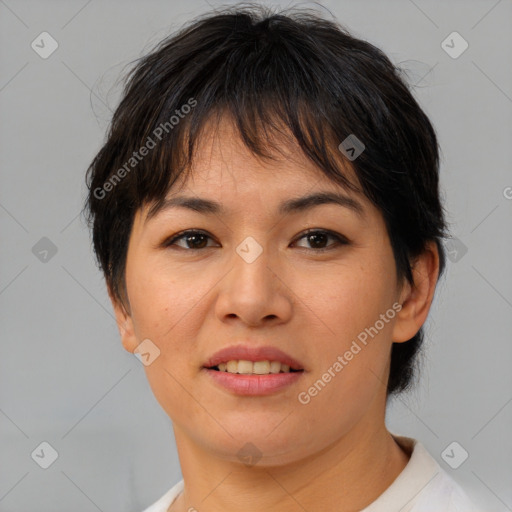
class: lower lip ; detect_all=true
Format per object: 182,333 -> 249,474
203,368 -> 304,395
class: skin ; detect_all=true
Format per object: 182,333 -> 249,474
109,116 -> 440,512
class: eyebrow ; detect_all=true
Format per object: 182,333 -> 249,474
145,190 -> 366,224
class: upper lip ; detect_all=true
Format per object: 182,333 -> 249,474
203,344 -> 305,370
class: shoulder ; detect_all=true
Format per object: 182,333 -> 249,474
140,479 -> 184,512
411,468 -> 482,512
363,436 -> 482,512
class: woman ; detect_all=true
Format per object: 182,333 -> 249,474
84,5 -> 480,511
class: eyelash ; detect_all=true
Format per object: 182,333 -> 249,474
162,229 -> 349,253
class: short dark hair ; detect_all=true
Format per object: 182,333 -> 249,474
83,4 -> 449,395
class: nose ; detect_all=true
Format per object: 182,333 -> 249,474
214,242 -> 293,327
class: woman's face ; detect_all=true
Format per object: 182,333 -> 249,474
114,118 -> 413,465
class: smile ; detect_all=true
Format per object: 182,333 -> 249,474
207,360 -> 303,375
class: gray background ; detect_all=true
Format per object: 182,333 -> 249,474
1,0 -> 511,510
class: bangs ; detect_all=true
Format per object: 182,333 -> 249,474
114,13 -> 367,212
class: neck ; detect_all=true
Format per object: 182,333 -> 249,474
169,397 -> 409,512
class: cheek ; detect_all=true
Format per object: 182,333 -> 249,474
301,258 -> 394,343
126,260 -> 208,420
123,264 -> 202,414
126,253 -> 202,338
297,256 -> 396,397
296,281 -> 394,433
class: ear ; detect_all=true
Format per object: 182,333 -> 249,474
107,284 -> 139,353
391,241 -> 441,343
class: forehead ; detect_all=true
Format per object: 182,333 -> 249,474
178,114 -> 360,193
140,114 -> 372,226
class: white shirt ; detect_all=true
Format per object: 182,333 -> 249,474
141,436 -> 481,512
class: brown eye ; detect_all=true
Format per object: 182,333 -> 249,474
164,230 -> 217,250
293,229 -> 348,252
162,228 -> 348,252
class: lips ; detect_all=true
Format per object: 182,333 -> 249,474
203,344 -> 305,371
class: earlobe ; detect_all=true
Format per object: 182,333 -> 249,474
391,241 -> 440,344
107,285 -> 138,353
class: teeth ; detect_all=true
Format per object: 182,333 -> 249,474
253,361 -> 270,374
213,360 -> 297,374
269,361 -> 281,374
238,360 -> 253,374
226,360 -> 238,373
